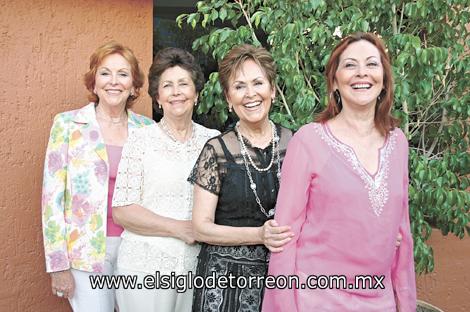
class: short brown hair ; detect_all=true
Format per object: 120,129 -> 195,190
83,41 -> 144,109
218,44 -> 276,95
148,47 -> 204,111
316,32 -> 398,136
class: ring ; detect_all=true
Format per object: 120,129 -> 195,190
56,291 -> 64,297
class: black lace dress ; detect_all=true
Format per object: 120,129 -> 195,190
188,125 -> 292,312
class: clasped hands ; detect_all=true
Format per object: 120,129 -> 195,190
260,219 -> 294,252
259,220 -> 403,253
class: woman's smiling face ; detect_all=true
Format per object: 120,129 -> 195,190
156,65 -> 197,119
334,40 -> 384,109
226,59 -> 275,125
94,53 -> 134,108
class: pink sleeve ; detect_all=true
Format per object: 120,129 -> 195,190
263,132 -> 312,312
391,137 -> 417,311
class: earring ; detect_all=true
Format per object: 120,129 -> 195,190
377,89 -> 385,103
228,105 -> 232,112
159,103 -> 162,109
194,101 -> 197,106
333,89 -> 342,110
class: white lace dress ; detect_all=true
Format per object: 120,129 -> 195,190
112,122 -> 219,275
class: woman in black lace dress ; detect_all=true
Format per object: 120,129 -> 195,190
188,44 -> 294,311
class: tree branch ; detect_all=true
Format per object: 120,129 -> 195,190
425,108 -> 448,159
235,0 -> 260,44
399,2 -> 405,33
276,84 -> 293,118
403,99 -> 409,137
392,4 -> 398,35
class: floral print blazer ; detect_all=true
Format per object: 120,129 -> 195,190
42,103 -> 154,273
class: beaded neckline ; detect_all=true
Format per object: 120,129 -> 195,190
315,123 -> 397,216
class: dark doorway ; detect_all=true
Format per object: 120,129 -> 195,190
153,0 -> 218,125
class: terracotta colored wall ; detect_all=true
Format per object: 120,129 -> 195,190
417,229 -> 470,312
0,0 -> 152,311
1,1 -> 468,311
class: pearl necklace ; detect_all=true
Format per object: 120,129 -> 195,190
236,121 -> 281,218
159,117 -> 194,143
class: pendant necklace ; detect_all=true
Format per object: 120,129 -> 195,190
236,121 -> 281,218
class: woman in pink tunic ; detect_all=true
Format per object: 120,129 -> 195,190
263,32 -> 416,311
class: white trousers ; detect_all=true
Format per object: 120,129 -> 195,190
115,268 -> 193,312
68,237 -> 121,312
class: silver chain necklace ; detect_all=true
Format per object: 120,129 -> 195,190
95,108 -> 127,125
159,117 -> 194,143
236,121 -> 281,217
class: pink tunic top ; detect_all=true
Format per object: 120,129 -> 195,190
263,123 -> 416,312
106,145 -> 124,237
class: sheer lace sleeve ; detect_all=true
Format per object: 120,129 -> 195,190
188,141 -> 220,195
112,128 -> 147,207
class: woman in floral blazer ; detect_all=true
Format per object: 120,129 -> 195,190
41,41 -> 153,312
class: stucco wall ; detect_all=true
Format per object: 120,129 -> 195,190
0,0 -> 153,311
1,1 -> 468,312
417,229 -> 470,312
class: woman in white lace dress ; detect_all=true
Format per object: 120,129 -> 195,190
112,48 -> 219,312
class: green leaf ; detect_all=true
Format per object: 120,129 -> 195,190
202,14 -> 210,28
210,9 -> 218,22
220,7 -> 227,22
252,11 -> 262,28
176,14 -> 186,28
219,29 -> 231,42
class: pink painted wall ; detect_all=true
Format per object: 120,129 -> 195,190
0,0 -> 152,311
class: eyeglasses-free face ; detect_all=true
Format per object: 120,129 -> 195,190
334,40 -> 384,110
94,53 -> 134,108
226,59 -> 275,127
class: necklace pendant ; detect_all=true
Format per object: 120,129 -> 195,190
250,183 -> 256,190
276,172 -> 281,179
268,208 -> 275,217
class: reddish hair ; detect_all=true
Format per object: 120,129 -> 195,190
83,41 -> 145,109
316,32 -> 398,136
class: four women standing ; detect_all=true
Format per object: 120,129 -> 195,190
42,33 -> 416,312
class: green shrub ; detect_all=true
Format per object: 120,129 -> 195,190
177,0 -> 470,274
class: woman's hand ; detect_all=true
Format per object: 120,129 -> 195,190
50,270 -> 75,299
176,220 -> 196,245
260,219 -> 294,253
396,232 -> 403,248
